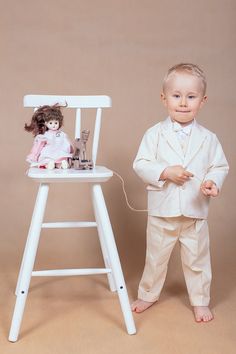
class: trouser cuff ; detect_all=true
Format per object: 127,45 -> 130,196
138,289 -> 160,303
190,295 -> 210,306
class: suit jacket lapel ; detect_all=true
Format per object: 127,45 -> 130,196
160,117 -> 184,161
184,120 -> 207,167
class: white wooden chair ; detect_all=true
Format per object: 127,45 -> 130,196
9,95 -> 136,342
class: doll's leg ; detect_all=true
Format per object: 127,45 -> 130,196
55,160 -> 69,169
60,160 -> 69,169
179,219 -> 213,322
132,216 -> 179,313
46,160 -> 55,169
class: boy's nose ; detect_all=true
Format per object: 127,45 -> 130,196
180,97 -> 187,106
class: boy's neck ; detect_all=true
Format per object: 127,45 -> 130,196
171,119 -> 194,127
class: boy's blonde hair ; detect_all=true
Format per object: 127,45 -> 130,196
163,63 -> 207,95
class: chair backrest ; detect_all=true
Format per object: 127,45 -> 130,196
24,95 -> 112,166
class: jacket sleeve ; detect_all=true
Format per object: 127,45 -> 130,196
204,134 -> 229,190
133,126 -> 169,187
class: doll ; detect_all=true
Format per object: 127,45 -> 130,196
25,103 -> 72,169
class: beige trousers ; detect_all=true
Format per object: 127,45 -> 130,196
138,216 -> 212,306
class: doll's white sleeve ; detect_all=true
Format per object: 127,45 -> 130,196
62,132 -> 72,153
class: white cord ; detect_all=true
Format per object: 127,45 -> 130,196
112,170 -> 204,213
112,170 -> 149,212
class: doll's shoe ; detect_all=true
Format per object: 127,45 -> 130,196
61,160 -> 69,169
47,161 -> 55,170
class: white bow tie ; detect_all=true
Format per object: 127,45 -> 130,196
173,122 -> 192,136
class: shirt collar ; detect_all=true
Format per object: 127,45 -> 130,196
172,119 -> 194,135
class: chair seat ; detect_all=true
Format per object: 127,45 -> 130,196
27,166 -> 113,183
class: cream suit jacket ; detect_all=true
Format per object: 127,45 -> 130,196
133,117 -> 229,219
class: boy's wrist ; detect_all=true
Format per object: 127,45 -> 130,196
160,167 -> 168,181
204,179 -> 217,187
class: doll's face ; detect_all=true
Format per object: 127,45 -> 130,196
45,119 -> 59,131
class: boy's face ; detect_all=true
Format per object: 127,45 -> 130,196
161,72 -> 207,125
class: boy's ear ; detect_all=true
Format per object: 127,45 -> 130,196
160,92 -> 167,106
201,95 -> 208,107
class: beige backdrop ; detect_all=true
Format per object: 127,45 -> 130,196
0,0 -> 235,353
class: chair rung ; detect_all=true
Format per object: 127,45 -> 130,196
32,268 -> 112,277
42,222 -> 97,228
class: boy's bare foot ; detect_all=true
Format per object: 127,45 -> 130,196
193,306 -> 214,322
131,299 -> 156,313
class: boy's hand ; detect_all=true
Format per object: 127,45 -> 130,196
201,180 -> 219,197
160,165 -> 194,185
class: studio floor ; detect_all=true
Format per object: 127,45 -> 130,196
1,1 -> 235,353
1,267 -> 235,354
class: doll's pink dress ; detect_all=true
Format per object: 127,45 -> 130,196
27,130 -> 72,167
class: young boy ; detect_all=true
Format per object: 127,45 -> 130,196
131,63 -> 229,322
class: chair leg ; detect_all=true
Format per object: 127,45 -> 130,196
92,187 -> 116,291
15,237 -> 29,296
91,184 -> 136,335
9,183 -> 49,342
15,215 -> 36,296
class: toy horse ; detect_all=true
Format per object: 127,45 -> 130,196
71,129 -> 93,170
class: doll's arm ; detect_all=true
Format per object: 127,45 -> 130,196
67,135 -> 74,153
26,136 -> 47,163
61,131 -> 73,153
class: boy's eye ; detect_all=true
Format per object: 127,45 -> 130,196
173,94 -> 180,98
188,95 -> 196,99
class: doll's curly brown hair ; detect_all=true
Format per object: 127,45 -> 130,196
25,103 -> 66,136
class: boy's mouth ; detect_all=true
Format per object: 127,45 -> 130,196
176,110 -> 191,113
